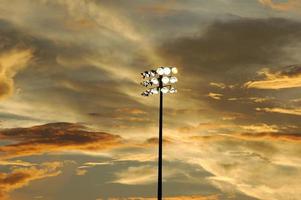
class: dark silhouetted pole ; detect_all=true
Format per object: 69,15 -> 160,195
158,76 -> 163,200
140,67 -> 178,200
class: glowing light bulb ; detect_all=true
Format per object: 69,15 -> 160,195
162,76 -> 169,84
156,67 -> 164,75
170,76 -> 178,83
169,87 -> 177,93
151,78 -> 159,85
161,87 -> 169,93
171,67 -> 178,74
163,67 -> 171,75
151,88 -> 159,94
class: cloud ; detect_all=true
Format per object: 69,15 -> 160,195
209,82 -> 226,89
258,0 -> 301,12
236,132 -> 301,142
158,17 -> 301,130
112,165 -> 157,185
0,160 -> 34,167
172,132 -> 301,200
76,168 -> 87,176
0,48 -> 33,99
256,107 -> 301,116
0,122 -> 123,159
178,122 -> 235,135
208,93 -> 223,100
106,195 -> 219,200
0,162 -> 63,200
112,164 -> 197,186
240,123 -> 280,133
245,66 -> 301,89
137,0 -> 177,15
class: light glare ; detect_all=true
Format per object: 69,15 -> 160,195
156,67 -> 164,75
170,77 -> 178,83
162,77 -> 169,84
151,88 -> 159,94
161,87 -> 169,93
151,78 -> 159,85
163,67 -> 171,75
171,67 -> 178,74
170,87 -> 177,93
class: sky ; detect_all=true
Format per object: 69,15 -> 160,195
0,0 -> 301,200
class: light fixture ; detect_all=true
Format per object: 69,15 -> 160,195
141,80 -> 150,87
151,88 -> 159,94
169,87 -> 177,93
171,67 -> 178,74
139,66 -> 178,200
163,67 -> 171,75
162,76 -> 169,84
156,67 -> 164,75
150,70 -> 156,77
161,87 -> 169,93
151,78 -> 159,85
169,76 -> 177,83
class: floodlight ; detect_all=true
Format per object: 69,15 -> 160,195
150,70 -> 156,77
151,88 -> 159,94
141,91 -> 149,96
162,76 -> 169,84
156,67 -> 164,75
169,87 -> 177,93
169,76 -> 178,83
161,87 -> 169,93
139,66 -> 178,200
151,78 -> 159,85
141,81 -> 150,87
171,67 -> 178,74
163,67 -> 171,75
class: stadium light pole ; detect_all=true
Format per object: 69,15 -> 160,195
140,67 -> 178,200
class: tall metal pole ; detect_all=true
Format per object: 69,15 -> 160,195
140,67 -> 178,200
158,76 -> 163,200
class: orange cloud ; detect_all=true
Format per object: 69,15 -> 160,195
178,122 -> 234,134
0,122 -> 123,159
106,195 -> 219,200
207,93 -> 223,100
237,132 -> 301,142
0,49 -> 33,99
245,66 -> 301,89
115,108 -> 146,115
256,107 -> 301,116
240,123 -> 280,133
189,131 -> 301,143
258,0 -> 301,11
138,0 -> 176,15
0,162 -> 62,200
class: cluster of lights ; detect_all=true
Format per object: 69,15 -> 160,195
141,67 -> 178,79
141,86 -> 177,96
140,67 -> 178,97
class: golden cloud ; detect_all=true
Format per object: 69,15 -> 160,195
256,107 -> 301,116
0,48 -> 33,99
207,93 -> 223,100
209,82 -> 226,89
171,132 -> 301,200
240,123 -> 280,133
245,67 -> 301,89
0,122 -> 123,159
258,0 -> 301,12
0,162 -> 63,200
105,195 -> 219,200
138,0 -> 177,15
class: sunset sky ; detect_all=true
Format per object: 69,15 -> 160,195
0,0 -> 301,200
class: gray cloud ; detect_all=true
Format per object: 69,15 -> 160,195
158,17 -> 301,131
